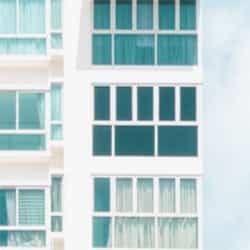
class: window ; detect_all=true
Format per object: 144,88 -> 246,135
93,176 -> 199,249
0,91 -> 46,151
95,86 -> 110,120
116,87 -> 132,120
181,87 -> 196,121
93,126 -> 112,156
159,87 -> 175,121
0,188 -> 46,247
92,0 -> 197,65
137,87 -> 153,120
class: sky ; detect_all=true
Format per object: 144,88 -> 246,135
203,1 -> 250,249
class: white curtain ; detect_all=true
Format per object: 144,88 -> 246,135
137,178 -> 153,212
115,217 -> 155,248
116,178 -> 132,212
6,191 -> 16,225
159,179 -> 175,213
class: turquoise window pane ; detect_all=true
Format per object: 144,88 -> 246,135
115,35 -> 154,65
93,126 -> 111,156
0,135 -> 45,151
116,0 -> 132,29
19,93 -> 45,129
0,231 -> 46,247
95,87 -> 110,120
159,87 -> 175,121
51,216 -> 63,232
0,190 -> 16,225
51,125 -> 63,140
92,35 -> 112,65
94,0 -> 110,29
159,0 -> 175,30
51,84 -> 62,121
51,33 -> 62,49
51,177 -> 62,212
115,126 -> 154,156
51,0 -> 62,30
94,178 -> 110,212
137,0 -> 153,30
93,217 -> 111,247
137,87 -> 153,121
181,87 -> 196,121
158,126 -> 198,156
116,87 -> 132,121
19,0 -> 45,34
0,92 -> 16,129
0,0 -> 16,34
180,0 -> 196,30
19,190 -> 45,225
158,35 -> 197,65
0,38 -> 46,55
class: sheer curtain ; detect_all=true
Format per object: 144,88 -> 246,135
137,178 -> 153,212
51,0 -> 62,30
159,0 -> 175,30
115,217 -> 155,248
93,217 -> 112,247
137,0 -> 153,29
0,190 -> 16,225
159,179 -> 175,213
51,216 -> 62,232
94,0 -> 110,29
0,0 -> 16,34
116,0 -> 132,29
116,178 -> 133,212
180,0 -> 196,30
51,177 -> 62,212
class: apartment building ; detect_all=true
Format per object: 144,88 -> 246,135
0,1 -> 64,250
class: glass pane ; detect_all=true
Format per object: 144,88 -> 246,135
19,190 -> 45,225
0,92 -> 16,129
51,125 -> 63,140
0,135 -> 45,151
0,0 -> 16,34
137,0 -> 153,30
181,87 -> 196,121
94,178 -> 110,212
95,86 -> 110,120
0,231 -> 46,247
0,38 -> 46,55
19,0 -> 45,34
93,126 -> 111,156
116,178 -> 132,212
115,217 -> 155,248
159,179 -> 175,213
19,93 -> 45,129
116,0 -> 132,29
159,87 -> 175,121
51,177 -> 62,212
159,0 -> 175,30
137,178 -> 153,212
51,84 -> 62,121
0,190 -> 16,225
92,35 -> 112,65
51,216 -> 63,232
158,218 -> 198,248
115,35 -> 154,65
158,35 -> 197,65
51,0 -> 62,30
180,0 -> 196,30
93,217 -> 112,247
94,0 -> 110,29
180,179 -> 197,213
51,33 -> 62,49
137,87 -> 153,121
158,126 -> 198,156
116,87 -> 132,120
115,126 -> 154,156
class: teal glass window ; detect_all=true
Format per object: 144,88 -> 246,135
95,87 -> 110,120
94,178 -> 110,212
51,177 -> 62,212
93,35 -> 112,65
93,217 -> 111,247
115,126 -> 154,156
51,33 -> 62,49
115,35 -> 154,65
51,216 -> 63,232
51,84 -> 62,121
51,125 -> 63,140
159,87 -> 175,121
116,0 -> 132,29
159,0 -> 175,30
0,190 -> 16,225
51,0 -> 62,30
181,87 -> 196,121
158,35 -> 197,65
116,87 -> 132,120
0,92 -> 16,129
137,87 -> 153,120
94,0 -> 110,29
158,126 -> 198,156
0,0 -> 16,34
93,126 -> 111,156
180,0 -> 196,30
137,0 -> 153,30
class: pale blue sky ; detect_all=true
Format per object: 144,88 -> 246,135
203,1 -> 250,249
